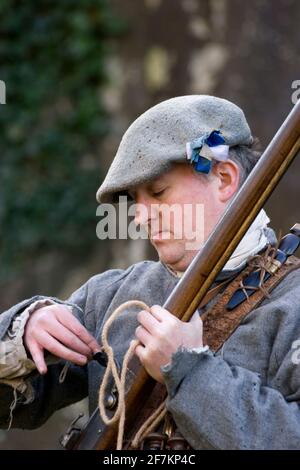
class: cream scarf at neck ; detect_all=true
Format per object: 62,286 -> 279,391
223,209 -> 270,271
170,209 -> 271,278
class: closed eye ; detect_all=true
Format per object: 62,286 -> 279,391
152,187 -> 167,197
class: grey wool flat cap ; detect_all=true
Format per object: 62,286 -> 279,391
96,95 -> 253,203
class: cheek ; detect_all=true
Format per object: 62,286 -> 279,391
181,189 -> 217,240
161,181 -> 217,233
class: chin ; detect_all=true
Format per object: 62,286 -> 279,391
165,253 -> 197,273
156,247 -> 187,272
152,238 -> 198,270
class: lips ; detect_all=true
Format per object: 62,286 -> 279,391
151,231 -> 171,241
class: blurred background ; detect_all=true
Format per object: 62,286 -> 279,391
0,0 -> 299,449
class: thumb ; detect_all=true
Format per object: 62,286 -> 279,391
189,310 -> 202,325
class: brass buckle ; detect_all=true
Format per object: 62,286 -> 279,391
265,257 -> 282,274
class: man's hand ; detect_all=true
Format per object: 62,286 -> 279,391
24,304 -> 101,375
134,305 -> 203,383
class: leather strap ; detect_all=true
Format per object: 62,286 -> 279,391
202,255 -> 300,352
226,226 -> 300,310
198,276 -> 235,309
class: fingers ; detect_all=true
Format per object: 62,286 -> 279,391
134,344 -> 146,363
57,308 -> 101,353
34,330 -> 88,366
44,321 -> 94,358
149,305 -> 166,321
135,325 -> 152,346
137,305 -> 178,339
28,340 -> 47,375
137,310 -> 161,335
24,304 -> 101,373
150,305 -> 178,324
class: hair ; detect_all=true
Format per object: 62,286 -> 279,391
193,136 -> 262,188
227,137 -> 262,186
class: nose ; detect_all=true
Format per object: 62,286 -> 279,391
133,194 -> 159,229
133,200 -> 151,227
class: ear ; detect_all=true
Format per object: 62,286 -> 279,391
212,160 -> 240,203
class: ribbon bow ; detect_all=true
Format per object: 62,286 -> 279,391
186,130 -> 229,174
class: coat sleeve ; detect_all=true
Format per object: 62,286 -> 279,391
0,268 -> 126,429
161,271 -> 300,450
0,362 -> 88,430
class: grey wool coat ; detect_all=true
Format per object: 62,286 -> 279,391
1,254 -> 300,449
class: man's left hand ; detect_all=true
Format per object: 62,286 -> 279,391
134,305 -> 204,383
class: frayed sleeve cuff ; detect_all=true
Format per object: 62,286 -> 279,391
161,345 -> 211,399
0,298 -> 57,381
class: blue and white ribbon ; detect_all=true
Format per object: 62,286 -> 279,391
186,130 -> 229,174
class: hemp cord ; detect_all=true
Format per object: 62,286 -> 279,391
98,300 -> 167,450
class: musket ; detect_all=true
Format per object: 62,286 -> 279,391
61,99 -> 300,450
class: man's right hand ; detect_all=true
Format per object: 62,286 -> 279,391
24,304 -> 101,375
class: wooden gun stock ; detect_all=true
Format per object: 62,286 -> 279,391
68,100 -> 300,450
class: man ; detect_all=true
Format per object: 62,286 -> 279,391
1,95 -> 300,449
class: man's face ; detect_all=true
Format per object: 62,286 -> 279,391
129,163 -> 234,272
